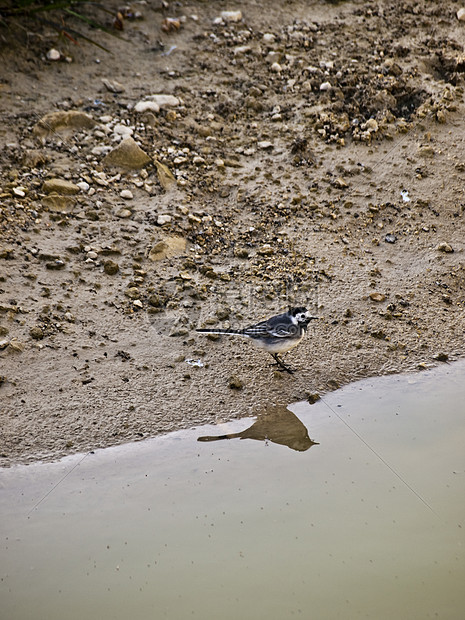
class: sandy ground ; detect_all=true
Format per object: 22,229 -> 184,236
0,0 -> 464,466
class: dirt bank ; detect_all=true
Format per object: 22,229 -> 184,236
1,0 -> 464,466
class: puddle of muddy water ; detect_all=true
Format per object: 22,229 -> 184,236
1,362 -> 465,620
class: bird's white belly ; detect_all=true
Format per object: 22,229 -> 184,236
251,334 -> 304,354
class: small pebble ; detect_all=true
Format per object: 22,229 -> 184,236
147,94 -> 180,108
134,101 -> 160,114
125,287 -> 140,299
116,208 -> 132,218
104,260 -> 119,275
8,340 -> 24,352
365,118 -> 379,132
120,189 -> 134,200
457,8 -> 465,21
101,78 -> 125,93
29,327 -> 44,340
113,124 -> 134,138
233,46 -> 251,56
220,10 -> 242,22
228,375 -> 244,389
436,242 -> 453,253
46,48 -> 61,61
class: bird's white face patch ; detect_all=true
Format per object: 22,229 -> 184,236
296,311 -> 311,323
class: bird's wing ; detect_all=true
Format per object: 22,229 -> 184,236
242,320 -> 272,338
269,322 -> 298,337
243,315 -> 297,339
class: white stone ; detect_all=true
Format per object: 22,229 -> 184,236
400,189 -> 411,203
320,81 -> 332,91
46,48 -> 61,61
257,141 -> 273,150
271,62 -> 282,72
87,251 -> 98,259
146,94 -> 180,108
220,10 -> 242,22
120,189 -> 134,200
263,33 -> 275,44
457,8 -> 465,20
157,214 -> 172,225
113,124 -> 134,137
101,78 -> 125,93
266,51 -> 281,63
233,45 -> 251,55
91,146 -> 112,156
13,187 -> 26,197
76,181 -> 90,192
134,101 -> 160,114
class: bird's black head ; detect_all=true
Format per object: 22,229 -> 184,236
289,306 -> 318,327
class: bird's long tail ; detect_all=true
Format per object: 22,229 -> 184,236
196,328 -> 246,336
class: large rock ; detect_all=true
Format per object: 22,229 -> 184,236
42,178 -> 80,195
154,159 -> 176,190
103,137 -> 151,169
41,194 -> 76,213
33,110 -> 95,138
148,237 -> 187,261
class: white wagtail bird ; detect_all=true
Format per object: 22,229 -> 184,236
196,307 -> 318,374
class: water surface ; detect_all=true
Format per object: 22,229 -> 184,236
1,361 -> 465,619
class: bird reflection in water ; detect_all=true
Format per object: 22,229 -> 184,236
197,404 -> 318,452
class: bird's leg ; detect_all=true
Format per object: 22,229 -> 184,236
270,353 -> 294,375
